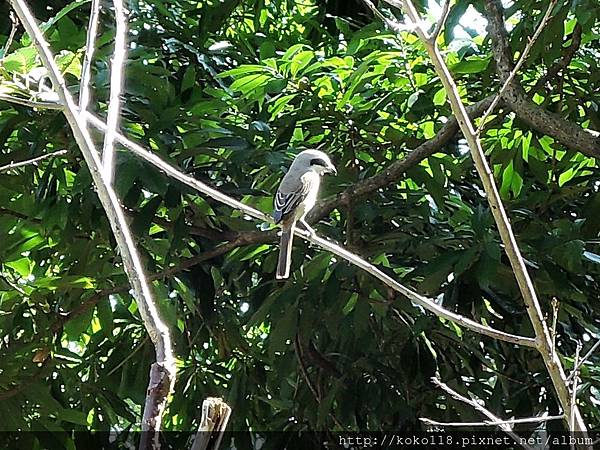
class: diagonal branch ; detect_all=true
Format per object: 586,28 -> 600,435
430,0 -> 450,43
8,2 -> 176,448
1,12 -> 19,60
387,0 -> 588,438
530,23 -> 582,94
566,338 -> 600,382
0,149 -> 66,172
101,0 -> 127,185
90,112 -> 536,347
476,0 -> 558,135
428,378 -> 533,450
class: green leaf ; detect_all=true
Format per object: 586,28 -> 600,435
2,47 -> 37,73
450,57 -> 490,74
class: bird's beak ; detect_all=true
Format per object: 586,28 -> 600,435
328,165 -> 337,175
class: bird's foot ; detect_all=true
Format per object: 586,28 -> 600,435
299,219 -> 316,238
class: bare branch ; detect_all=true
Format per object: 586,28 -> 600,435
570,342 -> 581,443
430,0 -> 450,43
8,1 -> 176,445
483,0 -> 600,159
101,0 -> 127,185
0,149 -> 66,173
79,0 -> 101,114
420,414 -> 564,427
190,398 -> 232,450
567,338 -> 600,382
0,92 -> 63,109
363,0 -> 405,34
1,12 -> 19,60
476,0 -> 558,135
430,378 -> 533,450
308,232 -> 536,347
391,0 -> 588,437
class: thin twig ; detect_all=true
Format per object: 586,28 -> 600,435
420,414 -> 564,427
0,149 -> 66,172
430,378 -> 533,450
570,342 -> 581,450
476,0 -> 558,135
1,12 -> 19,60
8,3 -> 176,448
363,0 -> 405,34
79,0 -> 101,115
567,338 -> 600,382
550,297 -> 559,357
101,0 -> 127,185
430,0 -> 451,43
106,336 -> 149,377
0,93 -> 63,109
530,23 -> 582,94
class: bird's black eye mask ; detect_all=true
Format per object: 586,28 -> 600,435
310,157 -> 328,167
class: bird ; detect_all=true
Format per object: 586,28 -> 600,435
273,149 -> 337,279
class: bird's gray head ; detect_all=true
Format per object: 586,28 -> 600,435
289,149 -> 337,176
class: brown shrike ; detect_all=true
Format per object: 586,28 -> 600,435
273,149 -> 336,279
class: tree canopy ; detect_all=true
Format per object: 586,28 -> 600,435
0,0 -> 599,448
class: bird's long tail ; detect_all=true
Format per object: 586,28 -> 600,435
276,223 -> 295,279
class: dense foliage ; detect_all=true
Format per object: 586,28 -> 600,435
0,0 -> 599,447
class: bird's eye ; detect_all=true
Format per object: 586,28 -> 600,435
310,158 -> 327,167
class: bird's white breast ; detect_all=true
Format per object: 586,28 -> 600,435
296,171 -> 320,220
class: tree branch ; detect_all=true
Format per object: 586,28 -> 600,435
0,92 -> 64,109
72,105 -> 537,348
101,0 -> 127,184
79,0 -> 101,115
420,414 -> 564,427
293,333 -> 344,429
430,0 -> 450,43
0,149 -> 66,172
388,0 -> 588,438
476,0 -> 558,134
8,2 -> 176,447
429,378 -> 533,450
566,338 -> 600,382
1,12 -> 19,60
482,0 -> 600,159
530,23 -> 582,94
